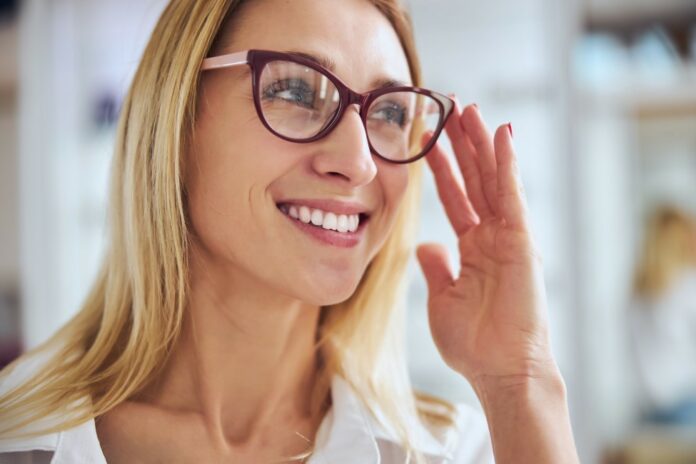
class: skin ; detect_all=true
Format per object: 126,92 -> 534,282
98,0 -> 409,462
418,103 -> 578,463
96,0 -> 580,462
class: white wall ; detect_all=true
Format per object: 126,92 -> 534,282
18,0 -> 167,348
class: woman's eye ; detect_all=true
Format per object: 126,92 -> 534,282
262,79 -> 315,108
369,103 -> 409,127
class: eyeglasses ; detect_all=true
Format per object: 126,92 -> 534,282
200,49 -> 454,164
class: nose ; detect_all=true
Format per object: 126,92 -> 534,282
310,104 -> 378,187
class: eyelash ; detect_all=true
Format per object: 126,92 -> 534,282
262,79 -> 316,108
370,102 -> 409,127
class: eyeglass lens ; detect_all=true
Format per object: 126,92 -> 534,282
258,59 -> 444,162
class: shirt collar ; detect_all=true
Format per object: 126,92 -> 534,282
53,419 -> 108,464
309,374 -> 452,463
2,372 -> 450,464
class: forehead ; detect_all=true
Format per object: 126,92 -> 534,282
218,0 -> 413,91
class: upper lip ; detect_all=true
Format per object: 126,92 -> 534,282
276,198 -> 372,216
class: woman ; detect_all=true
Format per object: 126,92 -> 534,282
0,0 -> 579,462
629,205 -> 696,425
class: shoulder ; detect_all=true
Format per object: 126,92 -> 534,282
0,351 -> 62,455
448,402 -> 494,464
0,351 -> 106,463
329,376 -> 493,463
419,400 -> 494,464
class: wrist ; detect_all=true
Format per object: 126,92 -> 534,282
471,368 -> 578,464
472,366 -> 567,406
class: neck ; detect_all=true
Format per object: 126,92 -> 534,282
138,245 -> 325,448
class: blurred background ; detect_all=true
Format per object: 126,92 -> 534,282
1,0 -> 695,462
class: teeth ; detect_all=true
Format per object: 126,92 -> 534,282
322,212 -> 337,230
310,209 -> 323,226
299,206 -> 311,223
337,215 -> 348,233
280,204 -> 361,233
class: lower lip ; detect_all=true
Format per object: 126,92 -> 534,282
278,209 -> 366,248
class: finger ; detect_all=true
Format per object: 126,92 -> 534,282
459,105 -> 499,217
416,243 -> 454,296
444,98 -> 494,220
494,123 -> 530,230
422,131 -> 480,236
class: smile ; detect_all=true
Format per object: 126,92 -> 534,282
276,202 -> 371,248
278,203 -> 362,233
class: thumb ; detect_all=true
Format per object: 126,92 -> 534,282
416,243 -> 454,297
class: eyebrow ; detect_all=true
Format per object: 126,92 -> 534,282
284,49 -> 411,90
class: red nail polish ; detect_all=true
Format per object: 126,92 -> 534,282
507,123 -> 514,138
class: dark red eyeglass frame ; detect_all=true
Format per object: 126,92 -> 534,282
201,49 -> 454,164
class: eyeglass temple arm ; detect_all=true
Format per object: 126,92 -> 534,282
200,50 -> 249,71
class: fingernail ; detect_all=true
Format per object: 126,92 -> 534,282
421,130 -> 433,146
472,103 -> 479,110
507,122 -> 514,138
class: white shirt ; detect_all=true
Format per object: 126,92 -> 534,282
0,355 -> 494,463
628,268 -> 696,410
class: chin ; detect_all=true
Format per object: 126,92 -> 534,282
297,275 -> 363,306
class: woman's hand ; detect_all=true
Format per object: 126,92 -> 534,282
417,99 -> 579,464
417,100 -> 558,390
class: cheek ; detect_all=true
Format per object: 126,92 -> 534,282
184,121 -> 277,256
380,163 -> 410,213
187,91 -> 283,215
184,153 -> 248,261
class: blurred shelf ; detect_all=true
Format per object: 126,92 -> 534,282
585,0 -> 696,31
603,423 -> 696,464
583,0 -> 696,59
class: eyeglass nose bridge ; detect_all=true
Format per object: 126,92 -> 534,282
345,89 -> 369,107
324,87 -> 372,135
337,88 -> 374,126
319,88 -> 374,154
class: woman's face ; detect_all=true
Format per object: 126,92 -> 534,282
187,0 -> 412,306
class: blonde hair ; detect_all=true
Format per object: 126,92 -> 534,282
633,204 -> 696,299
0,1 -> 456,462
